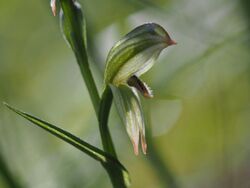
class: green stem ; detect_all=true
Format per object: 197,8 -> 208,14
60,0 -> 115,156
75,50 -> 100,115
98,86 -> 117,157
99,86 -> 129,188
103,163 -> 129,188
59,1 -> 128,187
60,0 -> 100,115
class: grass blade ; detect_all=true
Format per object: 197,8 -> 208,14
3,102 -> 130,185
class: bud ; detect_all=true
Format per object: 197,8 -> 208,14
104,23 -> 176,155
59,1 -> 86,51
50,0 -> 56,16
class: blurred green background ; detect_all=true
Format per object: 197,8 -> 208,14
1,0 -> 250,187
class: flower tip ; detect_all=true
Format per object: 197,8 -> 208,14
168,39 -> 177,46
132,140 -> 139,156
50,0 -> 56,16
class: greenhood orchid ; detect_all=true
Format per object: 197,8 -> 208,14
104,23 -> 176,155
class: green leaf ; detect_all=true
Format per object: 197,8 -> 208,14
3,102 -> 130,185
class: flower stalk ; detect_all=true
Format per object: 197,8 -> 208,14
59,0 -> 100,115
98,86 -> 116,157
59,0 -> 129,186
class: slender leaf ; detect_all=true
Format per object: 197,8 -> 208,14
3,102 -> 130,185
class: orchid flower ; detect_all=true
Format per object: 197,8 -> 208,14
104,23 -> 176,155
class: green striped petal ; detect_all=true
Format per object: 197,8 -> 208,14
104,23 -> 176,86
111,85 -> 147,155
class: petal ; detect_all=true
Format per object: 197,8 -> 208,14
104,23 -> 175,85
141,131 -> 147,154
112,44 -> 163,85
111,85 -> 147,155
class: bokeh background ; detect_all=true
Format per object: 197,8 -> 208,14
1,0 -> 250,187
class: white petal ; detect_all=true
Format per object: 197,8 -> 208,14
111,85 -> 146,155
